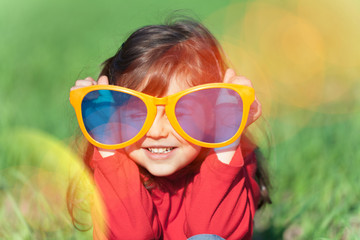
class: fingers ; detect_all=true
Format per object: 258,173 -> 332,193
70,76 -> 109,91
97,75 -> 109,85
223,68 -> 261,127
70,77 -> 96,91
223,68 -> 253,87
78,77 -> 97,86
246,98 -> 262,127
223,68 -> 236,83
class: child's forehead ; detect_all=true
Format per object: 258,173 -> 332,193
163,75 -> 193,96
139,70 -> 194,97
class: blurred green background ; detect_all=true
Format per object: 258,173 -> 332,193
1,0 -> 360,239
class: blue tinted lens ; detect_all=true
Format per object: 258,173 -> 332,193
81,90 -> 147,145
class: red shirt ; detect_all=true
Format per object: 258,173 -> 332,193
90,147 -> 260,240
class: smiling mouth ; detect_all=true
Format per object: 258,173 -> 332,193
146,147 -> 175,154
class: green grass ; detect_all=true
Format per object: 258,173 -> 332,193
0,128 -> 93,239
1,0 -> 360,239
253,110 -> 360,239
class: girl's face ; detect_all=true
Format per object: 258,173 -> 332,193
124,76 -> 202,177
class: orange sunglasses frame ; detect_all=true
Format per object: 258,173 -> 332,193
70,83 -> 255,149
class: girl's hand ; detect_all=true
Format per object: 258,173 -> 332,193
70,76 -> 115,158
214,69 -> 262,164
223,68 -> 262,127
70,75 -> 109,91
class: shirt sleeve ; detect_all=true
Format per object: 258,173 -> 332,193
184,146 -> 258,240
90,148 -> 162,240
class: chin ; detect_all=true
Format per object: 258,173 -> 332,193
147,166 -> 177,177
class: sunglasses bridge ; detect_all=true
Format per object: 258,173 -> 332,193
152,96 -> 169,106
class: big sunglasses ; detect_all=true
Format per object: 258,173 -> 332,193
70,83 -> 255,149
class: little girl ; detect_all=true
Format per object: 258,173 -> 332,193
69,18 -> 270,240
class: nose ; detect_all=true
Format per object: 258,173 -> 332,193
145,106 -> 172,139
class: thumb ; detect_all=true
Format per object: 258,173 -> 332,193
223,68 -> 236,83
98,75 -> 109,85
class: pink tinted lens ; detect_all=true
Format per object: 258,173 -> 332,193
81,90 -> 147,145
175,88 -> 243,144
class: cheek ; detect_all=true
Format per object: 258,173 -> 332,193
172,129 -> 202,160
123,136 -> 144,154
183,144 -> 202,162
123,144 -> 135,156
123,143 -> 143,164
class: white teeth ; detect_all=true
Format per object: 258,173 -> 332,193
147,147 -> 174,154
